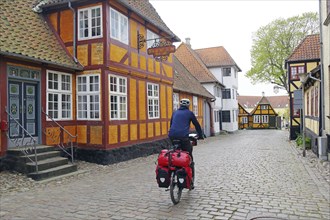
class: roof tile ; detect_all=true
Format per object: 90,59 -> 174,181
195,46 -> 241,71
173,56 -> 214,99
287,34 -> 320,61
174,43 -> 223,85
0,0 -> 81,70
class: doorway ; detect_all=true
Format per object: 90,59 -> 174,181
8,81 -> 39,147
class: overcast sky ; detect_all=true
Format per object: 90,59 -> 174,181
149,0 -> 319,96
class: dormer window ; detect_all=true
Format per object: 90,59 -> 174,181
110,8 -> 128,44
78,6 -> 102,40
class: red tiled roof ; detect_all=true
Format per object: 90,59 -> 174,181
195,46 -> 241,71
36,0 -> 180,42
173,56 -> 214,99
238,95 -> 289,109
287,34 -> 320,62
174,43 -> 224,86
0,0 -> 82,70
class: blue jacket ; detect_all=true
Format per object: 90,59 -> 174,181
168,106 -> 203,138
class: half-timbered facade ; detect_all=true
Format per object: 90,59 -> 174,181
0,0 -> 180,164
285,34 -> 320,140
249,96 -> 278,129
238,103 -> 250,129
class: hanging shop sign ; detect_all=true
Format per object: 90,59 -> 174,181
137,31 -> 176,62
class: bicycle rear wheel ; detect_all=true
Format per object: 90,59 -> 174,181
170,172 -> 182,205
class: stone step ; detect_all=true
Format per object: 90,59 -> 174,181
27,164 -> 78,181
26,157 -> 69,173
7,145 -> 57,156
19,151 -> 61,162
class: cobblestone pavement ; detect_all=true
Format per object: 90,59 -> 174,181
0,130 -> 329,220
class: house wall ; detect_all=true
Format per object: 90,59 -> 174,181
44,1 -> 175,151
321,0 -> 330,137
250,104 -> 277,129
209,66 -> 238,132
202,83 -> 221,134
173,91 -> 205,132
288,61 -> 319,139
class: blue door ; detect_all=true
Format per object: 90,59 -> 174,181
8,81 -> 39,147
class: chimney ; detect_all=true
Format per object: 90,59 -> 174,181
185,37 -> 191,47
262,91 -> 265,97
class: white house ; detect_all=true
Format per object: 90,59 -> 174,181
195,46 -> 242,132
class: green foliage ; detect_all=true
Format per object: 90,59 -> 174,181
295,133 -> 311,149
247,12 -> 319,92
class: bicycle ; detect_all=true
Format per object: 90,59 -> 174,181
156,133 -> 199,205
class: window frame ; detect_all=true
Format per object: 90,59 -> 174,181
109,75 -> 127,120
222,88 -> 231,99
46,70 -> 73,120
78,5 -> 103,41
223,67 -> 231,77
193,96 -> 198,116
147,83 -> 160,119
76,74 -> 101,120
147,29 -> 159,49
290,65 -> 305,80
261,115 -> 269,123
173,92 -> 179,111
110,7 -> 128,44
222,110 -> 231,122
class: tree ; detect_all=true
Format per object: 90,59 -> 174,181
246,12 -> 319,92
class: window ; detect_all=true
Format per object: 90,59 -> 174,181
173,93 -> 179,111
78,6 -> 102,40
314,86 -> 319,117
262,115 -> 268,123
292,98 -> 300,117
109,75 -> 127,120
223,67 -> 231,77
214,86 -> 221,98
147,29 -> 159,49
307,91 -> 310,115
311,88 -> 314,116
77,74 -> 100,120
222,89 -> 231,99
260,105 -> 268,110
222,111 -> 231,122
193,96 -> 198,116
47,71 -> 72,120
147,83 -> 159,119
242,117 -> 248,124
110,7 -> 128,44
214,110 -> 219,123
290,65 -> 304,80
253,115 -> 260,123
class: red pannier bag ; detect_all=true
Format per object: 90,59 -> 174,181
155,165 -> 170,188
176,166 -> 193,189
157,149 -> 169,166
171,151 -> 191,167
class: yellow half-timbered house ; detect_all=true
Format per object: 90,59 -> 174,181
0,0 -> 180,168
285,34 -> 320,141
249,96 -> 278,129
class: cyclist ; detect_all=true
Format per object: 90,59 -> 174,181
168,98 -> 204,188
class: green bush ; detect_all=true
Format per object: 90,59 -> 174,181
295,133 -> 311,149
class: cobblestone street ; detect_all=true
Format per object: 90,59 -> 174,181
0,130 -> 329,220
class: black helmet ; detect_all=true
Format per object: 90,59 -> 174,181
180,98 -> 190,107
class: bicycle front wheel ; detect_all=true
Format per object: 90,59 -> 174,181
170,172 -> 182,205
